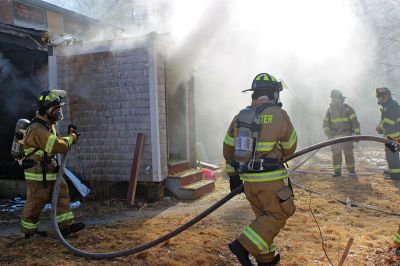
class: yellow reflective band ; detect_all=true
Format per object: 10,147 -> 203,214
388,168 -> 400,173
243,226 -> 270,253
45,135 -> 57,153
383,117 -> 396,125
240,169 -> 288,182
385,132 -> 400,139
224,133 -> 235,146
280,129 -> 297,150
56,212 -> 74,223
346,164 -> 355,168
395,233 -> 400,244
349,113 -> 356,120
45,95 -> 50,100
323,127 -> 330,131
330,117 -> 350,123
21,219 -> 40,229
25,172 -> 57,181
354,128 -> 361,133
256,141 -> 276,151
333,165 -> 342,170
260,114 -> 273,124
323,117 -> 330,122
24,148 -> 44,157
225,164 -> 235,173
39,95 -> 43,100
62,136 -> 73,147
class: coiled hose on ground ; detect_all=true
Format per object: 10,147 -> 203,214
51,135 -> 398,259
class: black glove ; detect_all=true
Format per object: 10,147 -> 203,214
229,175 -> 244,194
68,124 -> 80,137
385,141 -> 398,153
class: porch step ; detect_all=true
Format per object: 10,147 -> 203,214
168,169 -> 203,186
168,161 -> 193,175
166,168 -> 216,200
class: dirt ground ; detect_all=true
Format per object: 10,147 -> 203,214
1,143 -> 400,265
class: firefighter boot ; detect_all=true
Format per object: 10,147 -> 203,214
348,171 -> 357,178
228,240 -> 252,266
332,172 -> 341,177
24,230 -> 48,239
60,221 -> 85,237
257,252 -> 281,266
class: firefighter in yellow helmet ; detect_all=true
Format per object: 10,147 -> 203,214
223,73 -> 297,266
20,90 -> 85,238
375,87 -> 400,180
323,90 -> 361,177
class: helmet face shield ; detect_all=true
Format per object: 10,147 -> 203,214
37,89 -> 66,109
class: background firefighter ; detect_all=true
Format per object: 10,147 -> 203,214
375,87 -> 400,180
323,89 -> 361,177
20,90 -> 85,238
223,73 -> 297,266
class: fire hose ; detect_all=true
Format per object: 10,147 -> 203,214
51,135 -> 399,259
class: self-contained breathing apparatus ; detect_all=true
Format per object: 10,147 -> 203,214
232,103 -> 283,174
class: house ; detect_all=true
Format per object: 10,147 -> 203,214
0,0 -> 215,201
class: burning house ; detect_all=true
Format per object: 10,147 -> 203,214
0,0 -> 215,201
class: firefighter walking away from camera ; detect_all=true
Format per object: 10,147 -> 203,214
19,90 -> 85,238
223,73 -> 297,266
375,87 -> 400,180
323,90 -> 360,177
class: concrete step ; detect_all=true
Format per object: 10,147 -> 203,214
166,178 -> 215,200
168,161 -> 193,175
167,168 -> 203,186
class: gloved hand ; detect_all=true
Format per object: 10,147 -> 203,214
385,140 -> 399,153
229,175 -> 244,194
68,124 -> 80,143
376,125 -> 383,134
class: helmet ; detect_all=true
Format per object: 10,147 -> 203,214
376,87 -> 391,97
242,73 -> 282,92
37,90 -> 66,109
330,89 -> 345,98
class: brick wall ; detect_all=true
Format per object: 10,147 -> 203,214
58,48 -> 155,182
0,0 -> 12,24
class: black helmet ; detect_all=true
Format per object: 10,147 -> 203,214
330,89 -> 345,99
37,90 -> 66,109
375,87 -> 391,97
242,73 -> 283,92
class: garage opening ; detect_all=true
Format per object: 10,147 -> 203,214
0,23 -> 48,179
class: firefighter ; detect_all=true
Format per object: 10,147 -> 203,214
223,73 -> 297,266
20,90 -> 85,238
395,223 -> 400,256
323,90 -> 361,177
375,87 -> 400,180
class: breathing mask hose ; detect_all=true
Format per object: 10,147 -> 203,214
51,135 -> 397,259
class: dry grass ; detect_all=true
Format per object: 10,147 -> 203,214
1,147 -> 400,265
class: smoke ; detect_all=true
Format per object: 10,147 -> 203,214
45,0 -> 391,162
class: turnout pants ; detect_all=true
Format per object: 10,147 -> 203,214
238,179 -> 295,263
330,141 -> 355,174
385,146 -> 400,180
21,178 -> 74,234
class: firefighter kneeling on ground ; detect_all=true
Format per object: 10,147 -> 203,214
20,90 -> 85,238
223,73 -> 297,266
